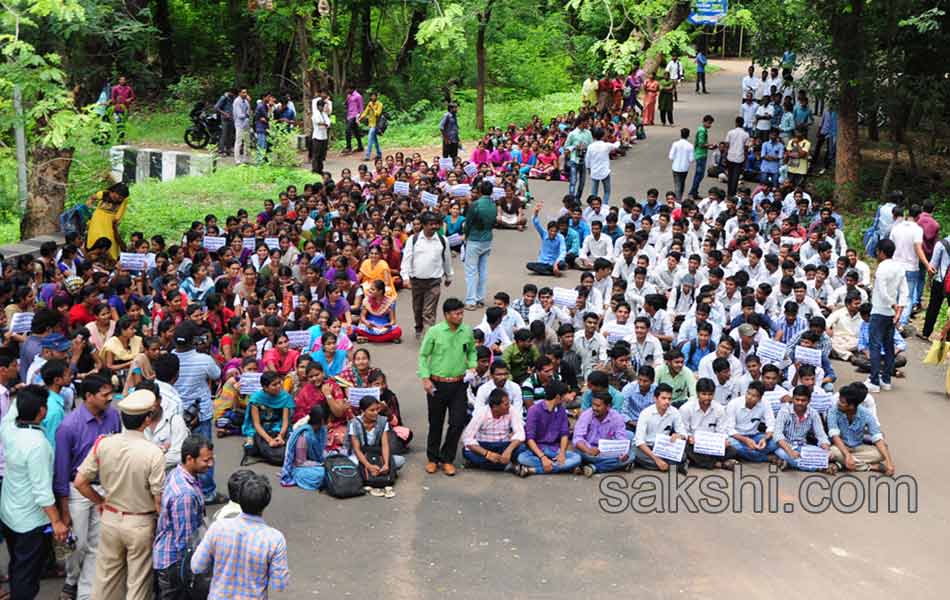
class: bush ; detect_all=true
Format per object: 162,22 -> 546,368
265,123 -> 301,169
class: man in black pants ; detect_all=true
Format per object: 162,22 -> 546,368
922,233 -> 950,338
418,298 -> 477,476
439,102 -> 460,160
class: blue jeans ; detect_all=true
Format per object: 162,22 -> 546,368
255,131 -> 267,163
775,445 -> 823,472
568,160 -> 586,200
688,156 -> 707,197
463,441 -> 524,471
464,239 -> 492,305
365,127 -> 382,159
868,313 -> 895,385
579,449 -> 633,473
727,433 -> 778,462
517,447 -> 582,473
591,176 -> 611,205
903,270 -> 923,322
194,420 -> 217,498
760,170 -> 779,188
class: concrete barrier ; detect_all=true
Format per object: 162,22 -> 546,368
110,145 -> 217,184
0,233 -> 66,261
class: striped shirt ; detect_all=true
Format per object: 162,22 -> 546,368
776,316 -> 808,344
462,406 -> 525,446
191,512 -> 290,600
153,465 -> 205,569
172,349 -> 221,422
773,404 -> 829,447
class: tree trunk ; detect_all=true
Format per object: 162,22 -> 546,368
829,0 -> 864,207
21,146 -> 74,239
867,108 -> 879,142
360,1 -> 374,85
641,1 -> 692,77
394,7 -> 428,76
880,143 -> 899,198
296,13 -> 315,137
153,0 -> 176,81
475,0 -> 495,131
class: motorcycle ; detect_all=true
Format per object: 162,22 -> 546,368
184,102 -> 222,149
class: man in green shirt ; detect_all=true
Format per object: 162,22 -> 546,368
655,348 -> 697,407
0,385 -> 69,598
564,116 -> 593,201
688,114 -> 715,200
463,180 -> 497,310
418,297 -> 477,476
502,329 -> 541,384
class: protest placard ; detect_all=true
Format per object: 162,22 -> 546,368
439,157 -> 454,171
286,330 -> 310,349
799,445 -> 829,470
694,430 -> 727,457
239,372 -> 262,394
243,237 -> 257,251
119,252 -> 146,271
758,339 -> 787,365
264,237 -> 280,250
393,181 -> 410,196
421,191 -> 439,207
463,162 -> 477,177
795,346 -> 822,367
653,435 -> 686,462
762,389 -> 787,415
10,312 -> 33,334
552,287 -> 579,308
809,390 -> 834,413
598,439 -> 630,459
202,236 -> 226,252
347,386 -> 380,408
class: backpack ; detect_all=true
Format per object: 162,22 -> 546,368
60,204 -> 92,237
862,207 -> 881,258
323,454 -> 365,498
376,113 -> 390,135
179,521 -> 211,599
353,416 -> 397,488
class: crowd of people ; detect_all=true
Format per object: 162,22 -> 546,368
0,55 -> 943,600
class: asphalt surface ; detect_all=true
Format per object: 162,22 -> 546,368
35,60 -> 948,599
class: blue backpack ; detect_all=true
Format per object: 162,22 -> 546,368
59,204 -> 92,237
863,207 -> 882,257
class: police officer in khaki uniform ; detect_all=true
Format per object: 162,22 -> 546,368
73,389 -> 166,600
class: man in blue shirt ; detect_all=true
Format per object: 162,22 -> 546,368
526,202 -> 567,276
695,51 -> 708,93
759,128 -> 784,187
813,109 -> 837,173
619,365 -> 657,431
827,382 -> 895,475
253,93 -> 274,164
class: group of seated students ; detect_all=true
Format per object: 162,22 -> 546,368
458,174 -> 900,477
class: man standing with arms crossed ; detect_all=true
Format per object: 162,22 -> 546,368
440,102 -> 460,160
418,298 -> 477,476
73,389 -> 166,600
401,212 -> 454,340
232,88 -> 251,165
464,180 -> 496,311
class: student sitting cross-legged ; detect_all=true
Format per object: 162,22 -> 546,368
633,382 -> 688,474
772,384 -> 835,474
681,377 -> 738,470
827,382 -> 895,475
515,381 -> 582,476
572,390 -> 634,477
462,388 -> 525,472
724,381 -> 778,463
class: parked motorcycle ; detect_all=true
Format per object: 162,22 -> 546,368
184,102 -> 222,149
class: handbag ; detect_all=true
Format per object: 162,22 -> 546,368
923,340 -> 950,365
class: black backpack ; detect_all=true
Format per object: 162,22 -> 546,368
323,454 -> 365,498
376,113 -> 390,135
354,416 -> 397,488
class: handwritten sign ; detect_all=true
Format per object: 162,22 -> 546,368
463,162 -> 477,177
421,191 -> 439,207
302,216 -> 317,231
450,184 -> 471,198
9,312 -> 33,334
492,187 -> 506,200
347,386 -> 380,408
597,438 -> 630,459
799,445 -> 829,470
758,339 -> 787,365
439,157 -> 454,171
552,287 -> 579,308
652,435 -> 686,462
693,430 -> 727,456
795,345 -> 821,367
602,322 -> 634,344
243,237 -> 257,251
446,233 -> 463,247
809,390 -> 834,413
202,236 -> 226,252
286,330 -> 310,349
239,372 -> 262,394
119,252 -> 146,271
263,237 -> 280,251
762,389 -> 787,415
393,181 -> 410,196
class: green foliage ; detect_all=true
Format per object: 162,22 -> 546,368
119,165 -> 317,240
265,123 -> 301,168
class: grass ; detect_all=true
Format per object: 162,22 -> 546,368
119,164 -> 317,240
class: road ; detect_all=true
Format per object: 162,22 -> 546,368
37,60 -> 948,599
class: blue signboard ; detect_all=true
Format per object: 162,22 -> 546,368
688,0 -> 728,25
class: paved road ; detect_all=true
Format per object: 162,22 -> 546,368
37,61 -> 948,598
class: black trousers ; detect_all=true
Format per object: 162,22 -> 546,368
695,72 -> 707,92
156,561 -> 186,600
442,141 -> 459,160
345,117 -> 363,151
686,442 -> 737,469
426,380 -> 468,464
2,523 -> 47,600
526,261 -> 568,275
922,277 -> 950,338
726,160 -> 744,197
219,119 -> 235,154
311,138 -> 328,174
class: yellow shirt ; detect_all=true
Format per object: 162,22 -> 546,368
786,138 -> 811,175
360,101 -> 383,128
86,192 -> 129,260
582,78 -> 598,106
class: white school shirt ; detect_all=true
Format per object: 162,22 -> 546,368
679,400 -> 728,435
634,404 -> 686,447
725,396 -> 775,436
668,139 -> 695,173
585,140 -> 621,181
579,233 -> 613,262
889,220 -> 923,272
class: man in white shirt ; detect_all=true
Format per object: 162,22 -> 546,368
585,126 -> 621,205
400,213 -> 454,339
682,377 -> 737,469
753,96 -> 773,141
866,239 -> 909,392
740,65 -> 760,99
724,116 -> 750,197
826,291 -> 863,360
725,381 -> 777,462
473,361 -> 524,418
633,383 -> 687,472
668,128 -> 694,202
310,98 -> 331,174
740,93 -> 759,131
576,220 -> 613,270
889,205 -> 934,326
